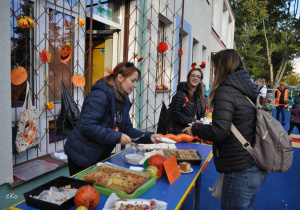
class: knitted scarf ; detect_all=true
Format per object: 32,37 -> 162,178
112,79 -> 128,102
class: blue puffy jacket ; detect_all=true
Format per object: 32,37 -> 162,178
64,79 -> 153,168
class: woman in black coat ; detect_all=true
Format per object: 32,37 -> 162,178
64,62 -> 161,176
184,49 -> 268,209
167,68 -> 205,134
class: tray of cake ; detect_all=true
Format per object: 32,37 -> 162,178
75,164 -> 156,199
23,176 -> 93,210
163,149 -> 204,165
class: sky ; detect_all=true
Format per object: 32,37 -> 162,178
293,59 -> 300,74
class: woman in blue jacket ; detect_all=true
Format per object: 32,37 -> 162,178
64,62 -> 161,176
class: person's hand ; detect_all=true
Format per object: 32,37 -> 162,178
120,133 -> 132,145
151,134 -> 162,144
195,120 -> 203,123
182,126 -> 193,136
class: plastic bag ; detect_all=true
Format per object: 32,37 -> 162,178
56,82 -> 80,136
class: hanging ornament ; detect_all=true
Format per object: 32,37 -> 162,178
157,42 -> 168,53
60,42 -> 73,64
200,61 -> 206,68
39,48 -> 51,64
72,73 -> 86,87
178,49 -> 183,56
11,65 -> 28,85
157,61 -> 162,66
191,62 -> 197,69
133,53 -> 138,59
78,18 -> 85,26
16,15 -> 35,29
46,102 -> 54,110
138,57 -> 144,62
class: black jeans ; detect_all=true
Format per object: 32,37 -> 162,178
276,106 -> 286,123
68,157 -> 87,177
288,122 -> 300,135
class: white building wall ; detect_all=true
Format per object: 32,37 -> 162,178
0,0 -> 13,185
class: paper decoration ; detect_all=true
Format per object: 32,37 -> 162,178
163,155 -> 181,185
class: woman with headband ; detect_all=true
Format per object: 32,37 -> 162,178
64,62 -> 162,176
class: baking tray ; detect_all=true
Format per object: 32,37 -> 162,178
163,149 -> 204,165
23,176 -> 93,210
13,160 -> 58,181
75,164 -> 157,199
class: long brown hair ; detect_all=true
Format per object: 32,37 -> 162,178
187,68 -> 205,112
101,62 -> 141,86
209,49 -> 244,106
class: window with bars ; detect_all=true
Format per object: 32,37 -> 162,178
48,9 -> 74,102
10,0 -> 34,108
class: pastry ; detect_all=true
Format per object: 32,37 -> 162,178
179,161 -> 191,172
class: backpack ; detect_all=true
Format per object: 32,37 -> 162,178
231,96 -> 293,173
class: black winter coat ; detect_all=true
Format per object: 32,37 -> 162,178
192,70 -> 259,173
64,80 -> 153,168
168,82 -> 205,135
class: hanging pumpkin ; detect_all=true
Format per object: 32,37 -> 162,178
60,42 -> 72,63
11,65 -> 28,85
138,57 -> 144,62
72,73 -> 85,87
46,102 -> 54,110
16,15 -> 34,29
78,18 -> 85,26
157,42 -> 168,53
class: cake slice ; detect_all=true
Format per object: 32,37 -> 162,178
179,161 -> 191,172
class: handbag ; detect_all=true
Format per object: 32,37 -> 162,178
15,81 -> 40,154
209,173 -> 224,200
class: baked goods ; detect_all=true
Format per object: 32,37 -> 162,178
81,167 -> 148,194
179,162 -> 191,172
163,149 -> 201,160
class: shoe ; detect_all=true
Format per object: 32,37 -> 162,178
282,122 -> 286,125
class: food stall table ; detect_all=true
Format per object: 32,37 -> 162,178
9,143 -> 212,210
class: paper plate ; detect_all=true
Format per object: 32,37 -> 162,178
160,137 -> 177,144
178,166 -> 193,173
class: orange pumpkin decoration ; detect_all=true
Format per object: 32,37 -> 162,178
46,102 -> 54,110
72,73 -> 85,87
11,65 -> 28,85
16,15 -> 34,29
148,154 -> 167,177
74,185 -> 100,210
79,18 -> 85,26
60,42 -> 72,63
157,42 -> 168,53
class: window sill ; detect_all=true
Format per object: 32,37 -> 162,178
155,89 -> 172,93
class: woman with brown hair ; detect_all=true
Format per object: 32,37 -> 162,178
167,68 -> 206,135
184,49 -> 268,209
64,62 -> 161,176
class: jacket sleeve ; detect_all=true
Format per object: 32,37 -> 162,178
294,97 -> 300,105
191,87 -> 234,143
170,91 -> 196,124
121,110 -> 153,144
80,90 -> 121,145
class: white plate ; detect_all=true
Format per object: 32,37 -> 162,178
178,166 -> 193,173
159,137 -> 177,144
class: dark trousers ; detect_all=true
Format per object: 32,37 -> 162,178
68,157 -> 87,177
276,106 -> 286,123
288,122 -> 300,135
